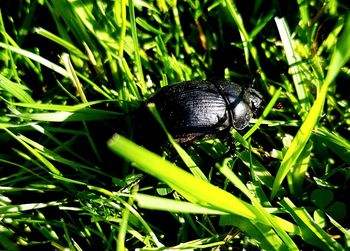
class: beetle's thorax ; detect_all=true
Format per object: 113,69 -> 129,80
216,80 -> 263,130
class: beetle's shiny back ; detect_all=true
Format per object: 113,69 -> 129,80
147,79 -> 263,140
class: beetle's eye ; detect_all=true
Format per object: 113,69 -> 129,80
251,100 -> 257,109
251,98 -> 264,115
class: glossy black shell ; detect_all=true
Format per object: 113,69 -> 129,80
144,79 -> 263,143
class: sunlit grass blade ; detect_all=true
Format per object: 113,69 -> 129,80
249,10 -> 276,39
296,0 -> 310,29
13,109 -> 120,122
34,27 -> 88,60
216,159 -> 298,250
0,74 -> 35,103
0,15 -> 40,77
275,17 -> 310,110
244,87 -> 282,140
60,53 -> 88,103
1,20 -> 110,100
87,185 -> 164,248
327,215 -> 350,248
134,193 -> 227,215
324,16 -> 350,85
0,42 -> 68,77
128,0 -> 146,92
1,127 -> 61,176
147,103 -> 208,182
171,3 -> 195,56
107,135 -> 306,250
287,141 -> 312,195
118,189 -> 135,251
220,214 -> 288,251
46,1 -> 98,51
9,100 -> 112,111
271,88 -> 326,199
108,134 -> 267,224
271,16 -> 350,199
0,201 -> 63,214
280,198 -> 343,251
313,127 -> 350,165
237,150 -> 276,191
154,36 -> 193,81
223,0 -> 268,90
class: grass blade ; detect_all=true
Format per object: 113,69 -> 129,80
280,198 -> 343,251
1,127 -> 61,176
217,159 -> 298,250
275,17 -> 310,110
134,193 -> 228,215
0,74 -> 35,103
0,42 -> 68,77
128,0 -> 146,93
271,16 -> 350,199
147,103 -> 208,182
13,109 -> 120,122
108,134 -> 266,224
313,127 -> 350,165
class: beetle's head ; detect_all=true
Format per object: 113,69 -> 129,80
219,80 -> 264,130
228,87 -> 264,130
245,87 -> 264,115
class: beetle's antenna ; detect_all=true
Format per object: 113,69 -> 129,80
251,78 -> 256,87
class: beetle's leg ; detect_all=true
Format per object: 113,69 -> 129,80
217,129 -> 236,157
226,134 -> 236,157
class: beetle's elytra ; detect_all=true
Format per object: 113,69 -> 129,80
136,79 -> 264,147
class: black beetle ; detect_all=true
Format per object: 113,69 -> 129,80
135,79 -> 263,150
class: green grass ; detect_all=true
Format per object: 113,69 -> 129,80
1,0 -> 350,250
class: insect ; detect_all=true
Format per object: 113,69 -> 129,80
135,79 -> 264,150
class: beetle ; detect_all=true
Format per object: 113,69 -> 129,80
135,79 -> 264,150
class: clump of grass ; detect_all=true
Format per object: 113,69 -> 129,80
1,0 -> 349,250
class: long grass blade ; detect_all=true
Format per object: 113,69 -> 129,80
0,74 -> 35,103
108,134 -> 267,224
271,16 -> 350,199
